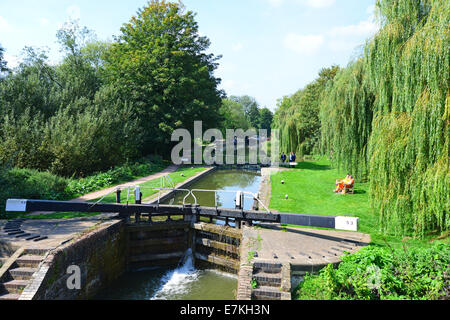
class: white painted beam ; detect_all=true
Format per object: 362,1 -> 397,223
5,199 -> 27,212
335,216 -> 359,231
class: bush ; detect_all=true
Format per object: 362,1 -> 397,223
0,167 -> 72,218
65,156 -> 166,197
295,243 -> 450,300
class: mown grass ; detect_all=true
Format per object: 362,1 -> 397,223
269,159 -> 449,300
269,159 -> 448,249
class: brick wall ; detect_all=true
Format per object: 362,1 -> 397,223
33,220 -> 127,300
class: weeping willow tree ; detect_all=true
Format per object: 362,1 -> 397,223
275,0 -> 448,236
319,60 -> 375,180
273,90 -> 303,155
366,0 -> 449,236
273,66 -> 339,157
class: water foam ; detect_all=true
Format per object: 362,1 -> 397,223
151,249 -> 200,300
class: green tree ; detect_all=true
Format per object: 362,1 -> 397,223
258,107 -> 273,136
273,66 -> 339,156
319,0 -> 449,236
0,44 -> 8,73
56,21 -> 102,101
219,98 -> 250,132
105,0 -> 223,156
320,61 -> 373,179
231,95 -> 261,129
0,47 -> 62,118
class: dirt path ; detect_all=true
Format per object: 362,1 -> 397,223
27,164 -> 179,216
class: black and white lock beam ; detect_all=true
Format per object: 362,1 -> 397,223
5,199 -> 359,231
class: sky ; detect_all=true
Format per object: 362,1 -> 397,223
0,0 -> 379,111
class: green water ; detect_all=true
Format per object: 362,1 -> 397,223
96,170 -> 261,300
163,169 -> 261,210
96,265 -> 238,300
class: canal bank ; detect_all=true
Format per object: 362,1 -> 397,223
1,167 -> 370,300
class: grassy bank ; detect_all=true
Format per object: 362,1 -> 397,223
269,158 -> 449,300
269,159 -> 447,248
93,166 -> 207,203
2,166 -> 208,221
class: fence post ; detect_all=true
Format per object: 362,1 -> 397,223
235,191 -> 244,229
135,187 -> 142,223
117,189 -> 129,222
116,189 -> 121,204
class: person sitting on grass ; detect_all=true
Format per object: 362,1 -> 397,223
334,175 -> 354,194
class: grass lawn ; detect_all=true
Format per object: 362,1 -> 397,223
269,159 -> 448,248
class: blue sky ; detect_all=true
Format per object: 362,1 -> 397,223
0,0 -> 378,110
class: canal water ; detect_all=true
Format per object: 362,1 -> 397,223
164,169 -> 262,210
96,169 -> 261,300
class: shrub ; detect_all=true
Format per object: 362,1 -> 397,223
0,167 -> 72,218
295,243 -> 450,300
65,156 -> 166,197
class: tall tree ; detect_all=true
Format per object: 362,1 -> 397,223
105,0 -> 223,155
56,21 -> 101,101
0,44 -> 8,73
273,65 -> 339,156
320,0 -> 449,236
259,107 -> 273,136
220,98 -> 250,132
230,95 -> 261,129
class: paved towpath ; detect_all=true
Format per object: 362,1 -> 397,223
27,164 -> 179,216
245,223 -> 370,273
0,215 -> 116,250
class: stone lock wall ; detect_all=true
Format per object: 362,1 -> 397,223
126,221 -> 190,270
193,223 -> 241,274
34,220 -> 127,300
32,219 -> 243,299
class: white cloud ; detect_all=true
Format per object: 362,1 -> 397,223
267,0 -> 284,7
366,4 -> 376,15
232,42 -> 244,52
4,54 -> 21,69
329,19 -> 379,37
0,16 -> 12,33
67,5 -> 81,20
39,18 -> 50,26
326,6 -> 380,53
303,0 -> 336,9
283,33 -> 324,55
221,79 -> 236,91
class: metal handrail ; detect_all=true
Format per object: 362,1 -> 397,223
97,185 -> 270,214
160,174 -> 175,190
189,189 -> 271,214
111,185 -> 196,206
